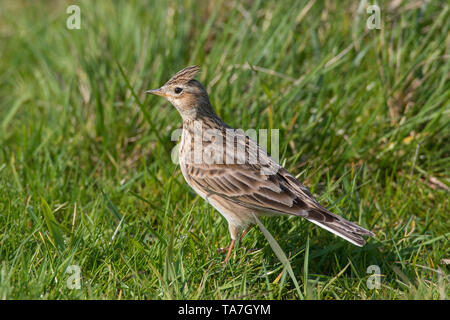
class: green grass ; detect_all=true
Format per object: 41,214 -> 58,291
0,0 -> 449,299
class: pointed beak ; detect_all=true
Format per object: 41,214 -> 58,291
146,88 -> 167,97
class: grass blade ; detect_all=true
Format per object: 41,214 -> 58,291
100,189 -> 123,221
40,196 -> 65,253
304,236 -> 310,298
116,62 -> 168,152
1,94 -> 30,132
253,214 -> 304,299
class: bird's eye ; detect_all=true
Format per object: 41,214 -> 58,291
174,87 -> 183,94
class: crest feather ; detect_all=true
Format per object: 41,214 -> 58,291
165,65 -> 200,85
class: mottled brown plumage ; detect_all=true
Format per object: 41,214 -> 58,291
147,66 -> 374,262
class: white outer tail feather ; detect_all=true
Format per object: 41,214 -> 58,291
307,219 -> 365,247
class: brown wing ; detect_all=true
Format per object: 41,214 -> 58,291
185,162 -> 312,216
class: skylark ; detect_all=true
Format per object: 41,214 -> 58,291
147,66 -> 374,262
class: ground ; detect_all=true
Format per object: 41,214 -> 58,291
0,0 -> 448,299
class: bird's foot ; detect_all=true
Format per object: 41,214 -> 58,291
218,240 -> 236,263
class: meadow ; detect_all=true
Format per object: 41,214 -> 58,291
0,0 -> 448,299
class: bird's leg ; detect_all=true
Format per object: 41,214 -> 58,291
239,224 -> 254,242
223,223 -> 254,262
218,224 -> 239,262
217,241 -> 234,253
223,239 -> 236,263
218,226 -> 251,253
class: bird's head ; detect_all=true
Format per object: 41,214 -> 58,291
146,66 -> 213,120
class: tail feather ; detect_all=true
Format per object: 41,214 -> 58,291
304,207 -> 374,247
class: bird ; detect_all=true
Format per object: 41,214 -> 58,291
146,65 -> 374,262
